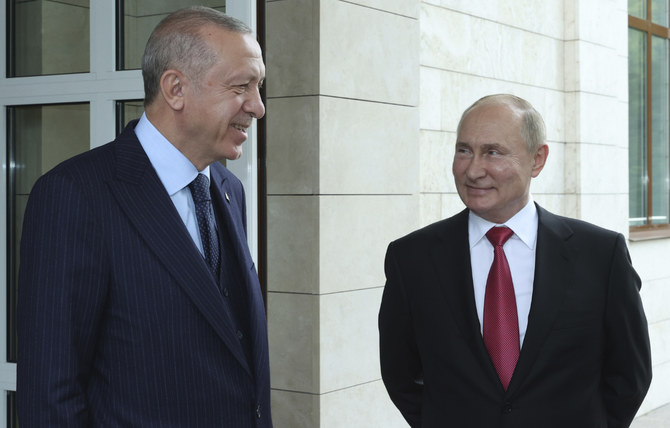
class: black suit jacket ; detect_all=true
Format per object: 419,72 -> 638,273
379,206 -> 651,428
17,120 -> 272,427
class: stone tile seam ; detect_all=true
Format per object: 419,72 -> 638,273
267,286 -> 384,297
422,4 -> 564,41
339,0 -> 418,21
270,378 -> 383,396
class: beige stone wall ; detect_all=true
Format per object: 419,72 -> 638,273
266,0 -> 419,426
419,0 -> 567,223
633,240 -> 670,415
265,0 -> 670,424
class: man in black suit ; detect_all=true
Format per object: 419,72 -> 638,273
379,94 -> 652,427
18,7 -> 272,427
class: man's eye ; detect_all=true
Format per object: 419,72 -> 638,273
235,82 -> 263,93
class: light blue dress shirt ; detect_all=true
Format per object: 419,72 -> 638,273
134,113 -> 208,255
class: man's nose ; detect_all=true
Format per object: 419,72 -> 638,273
244,86 -> 265,119
465,155 -> 486,179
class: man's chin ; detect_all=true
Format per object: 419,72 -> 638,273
464,201 -> 493,218
221,143 -> 244,161
224,152 -> 243,161
462,195 -> 491,210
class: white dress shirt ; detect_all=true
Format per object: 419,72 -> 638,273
468,198 -> 538,347
134,113 -> 209,255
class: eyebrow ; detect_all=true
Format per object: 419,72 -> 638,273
455,142 -> 507,152
480,143 -> 505,151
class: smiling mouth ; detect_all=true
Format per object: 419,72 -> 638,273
466,185 -> 493,194
231,123 -> 249,132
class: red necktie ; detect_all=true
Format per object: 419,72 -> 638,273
483,226 -> 519,390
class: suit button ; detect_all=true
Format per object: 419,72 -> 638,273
502,402 -> 513,414
237,330 -> 244,340
223,288 -> 229,297
256,404 -> 261,418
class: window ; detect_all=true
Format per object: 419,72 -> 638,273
7,0 -> 90,77
1,1 -> 259,426
628,0 -> 670,232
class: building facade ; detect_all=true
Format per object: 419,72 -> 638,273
265,0 -> 670,426
1,0 -> 668,427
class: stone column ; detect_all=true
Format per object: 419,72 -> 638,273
265,0 -> 419,426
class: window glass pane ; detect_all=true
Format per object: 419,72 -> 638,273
652,0 -> 670,26
8,0 -> 90,77
629,0 -> 647,19
7,103 -> 90,362
116,100 -> 145,135
118,0 -> 227,70
629,28 -> 648,226
651,36 -> 670,224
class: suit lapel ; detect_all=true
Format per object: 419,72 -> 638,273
507,205 -> 575,393
106,128 -> 251,375
432,210 -> 500,383
430,205 -> 577,395
210,165 -> 253,275
210,164 -> 270,378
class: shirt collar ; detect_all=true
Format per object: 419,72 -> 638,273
468,197 -> 538,250
134,113 -> 210,195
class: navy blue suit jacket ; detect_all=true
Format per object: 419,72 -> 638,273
379,206 -> 652,428
17,120 -> 272,427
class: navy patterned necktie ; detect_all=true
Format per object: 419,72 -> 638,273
483,226 -> 519,391
188,174 -> 220,278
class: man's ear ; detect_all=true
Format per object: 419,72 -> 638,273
531,144 -> 549,178
159,70 -> 185,111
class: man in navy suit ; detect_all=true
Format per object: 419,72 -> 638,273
17,7 -> 271,427
379,94 -> 652,427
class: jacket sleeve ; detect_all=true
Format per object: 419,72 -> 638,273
17,172 -> 108,427
602,234 -> 652,427
378,241 -> 423,427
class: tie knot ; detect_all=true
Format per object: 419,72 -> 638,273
486,226 -> 514,247
188,174 -> 211,203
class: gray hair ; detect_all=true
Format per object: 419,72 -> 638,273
142,6 -> 252,106
456,94 -> 546,153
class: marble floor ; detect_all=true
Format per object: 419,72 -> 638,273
631,404 -> 670,428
